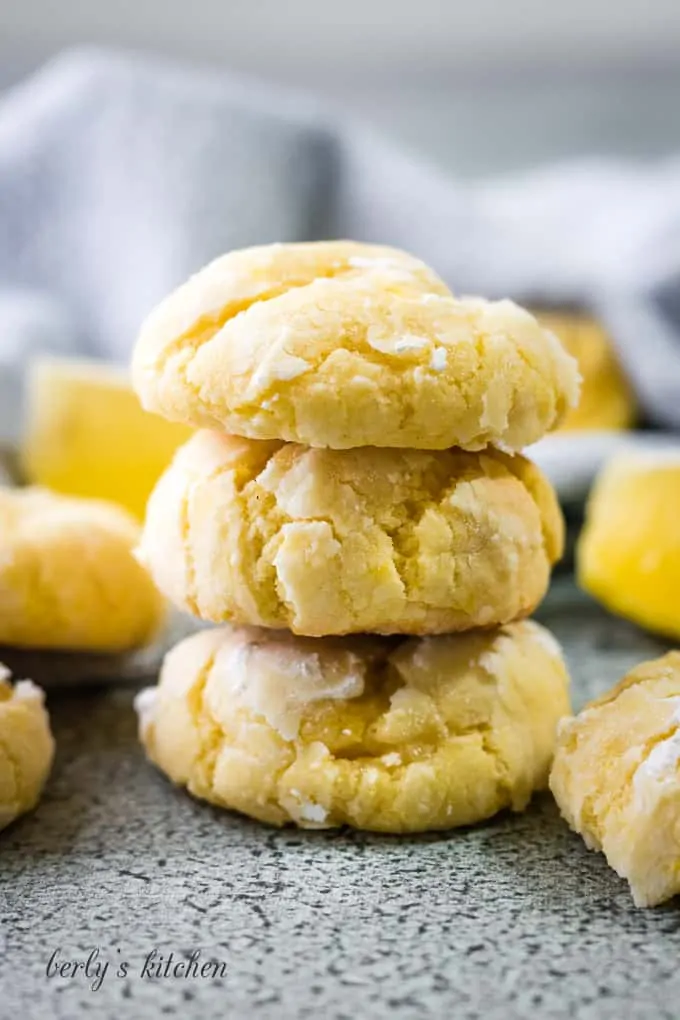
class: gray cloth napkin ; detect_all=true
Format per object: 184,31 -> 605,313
1,45 -> 680,443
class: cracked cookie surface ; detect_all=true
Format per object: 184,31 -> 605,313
550,653 -> 680,907
136,620 -> 571,832
132,240 -> 580,452
0,487 -> 165,651
139,431 -> 564,636
0,666 -> 54,830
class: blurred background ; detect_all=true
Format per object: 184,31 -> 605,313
2,0 -> 680,175
2,0 -> 680,525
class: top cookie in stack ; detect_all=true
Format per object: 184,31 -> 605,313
132,241 -> 579,453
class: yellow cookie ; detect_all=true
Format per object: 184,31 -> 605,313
0,666 -> 54,830
551,653 -> 680,907
534,310 -> 635,431
132,240 -> 580,451
137,620 -> 571,832
0,487 -> 165,652
139,431 -> 563,636
577,451 -> 680,639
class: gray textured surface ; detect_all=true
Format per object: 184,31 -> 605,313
2,581 -> 680,1020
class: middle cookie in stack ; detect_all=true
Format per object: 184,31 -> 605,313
132,240 -> 579,832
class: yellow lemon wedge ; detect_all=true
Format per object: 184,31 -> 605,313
20,356 -> 192,520
577,451 -> 680,638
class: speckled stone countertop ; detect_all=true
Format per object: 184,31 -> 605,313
2,580 -> 680,1020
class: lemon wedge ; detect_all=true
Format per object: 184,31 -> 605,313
21,356 -> 192,519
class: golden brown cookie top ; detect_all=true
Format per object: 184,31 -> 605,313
132,240 -> 580,451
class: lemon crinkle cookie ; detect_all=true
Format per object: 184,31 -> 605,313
550,652 -> 680,907
138,430 -> 564,637
132,240 -> 580,452
137,619 -> 571,832
0,665 -> 54,830
0,487 -> 165,652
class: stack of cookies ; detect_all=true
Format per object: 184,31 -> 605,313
132,241 -> 580,833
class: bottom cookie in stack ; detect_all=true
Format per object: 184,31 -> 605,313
136,620 -> 571,833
